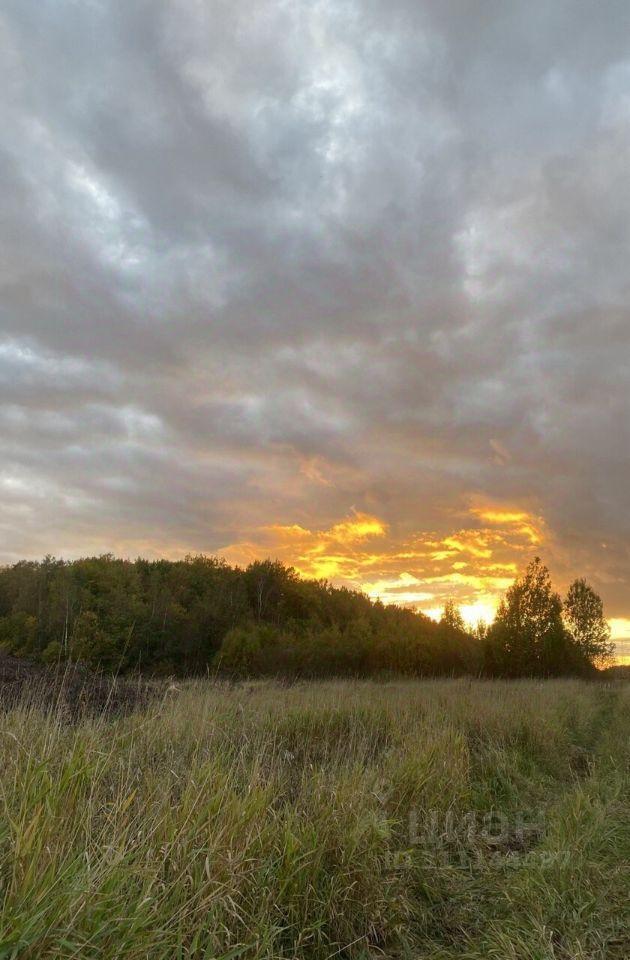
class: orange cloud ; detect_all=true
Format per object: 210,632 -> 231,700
219,500 -> 548,627
470,502 -> 545,545
327,514 -> 388,543
220,510 -> 389,581
298,456 -> 333,487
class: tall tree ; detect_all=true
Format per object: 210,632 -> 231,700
440,599 -> 465,633
485,558 -> 571,676
564,579 -> 613,666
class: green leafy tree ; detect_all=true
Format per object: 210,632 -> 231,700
564,579 -> 613,666
244,560 -> 293,623
485,558 -> 573,676
215,624 -> 279,675
440,599 -> 465,633
41,640 -> 64,664
0,612 -> 38,656
70,611 -> 119,669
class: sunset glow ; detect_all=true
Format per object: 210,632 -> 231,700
220,502 -> 627,659
221,502 -> 540,619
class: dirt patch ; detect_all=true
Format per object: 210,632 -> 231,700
0,653 -> 154,719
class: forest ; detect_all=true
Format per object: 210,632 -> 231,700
0,554 -> 613,677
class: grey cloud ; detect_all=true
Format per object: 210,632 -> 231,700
1,0 -> 630,630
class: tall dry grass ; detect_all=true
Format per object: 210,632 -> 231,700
0,679 -> 628,958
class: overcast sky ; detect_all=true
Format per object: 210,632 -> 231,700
1,1 -> 630,654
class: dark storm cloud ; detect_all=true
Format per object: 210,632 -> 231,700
1,0 -> 630,637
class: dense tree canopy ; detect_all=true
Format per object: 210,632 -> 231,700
484,559 -> 612,677
0,555 -> 479,677
0,554 -> 611,677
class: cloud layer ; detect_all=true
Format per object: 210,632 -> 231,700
1,1 -> 630,651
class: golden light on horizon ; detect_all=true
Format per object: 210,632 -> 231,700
220,500 -> 544,619
608,620 -> 630,666
217,504 -> 621,662
219,502 -> 627,661
422,600 -> 498,628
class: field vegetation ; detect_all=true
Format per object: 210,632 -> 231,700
0,677 -> 628,958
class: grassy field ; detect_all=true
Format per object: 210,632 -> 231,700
0,679 -> 628,959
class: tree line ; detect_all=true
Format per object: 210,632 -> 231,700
0,554 -> 613,677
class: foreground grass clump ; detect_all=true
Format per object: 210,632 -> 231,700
0,680 -> 628,959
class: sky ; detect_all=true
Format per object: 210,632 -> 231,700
1,1 -> 630,661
